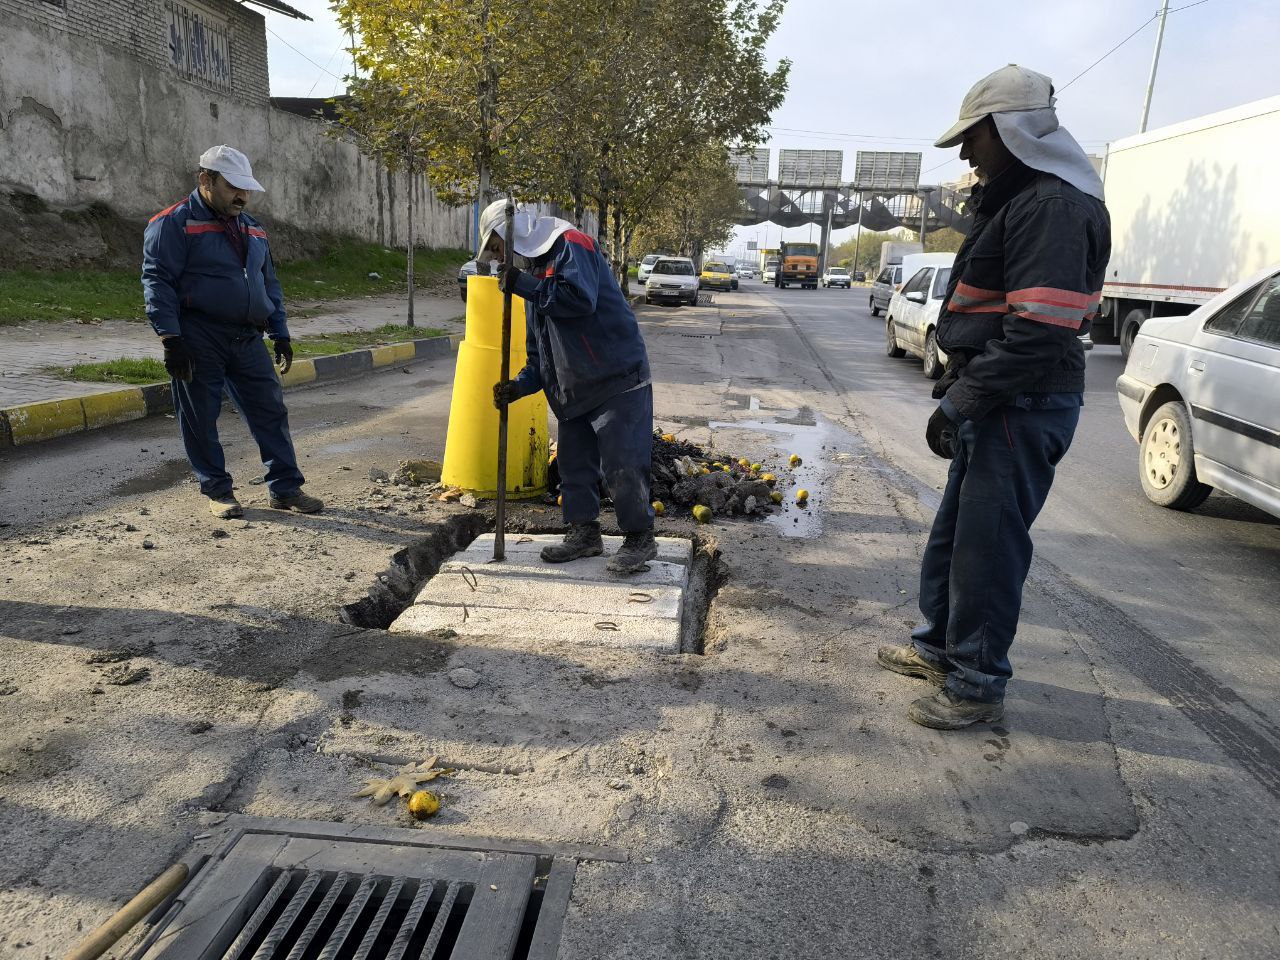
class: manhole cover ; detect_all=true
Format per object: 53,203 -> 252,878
137,817 -> 619,959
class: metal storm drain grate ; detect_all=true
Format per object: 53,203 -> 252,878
137,817 -> 620,960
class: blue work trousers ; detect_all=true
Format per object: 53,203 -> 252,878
912,400 -> 1080,703
557,386 -> 654,533
171,324 -> 305,498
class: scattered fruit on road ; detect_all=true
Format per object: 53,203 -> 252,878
761,473 -> 776,485
408,789 -> 441,820
789,454 -> 803,467
796,489 -> 809,503
660,433 -> 675,442
652,500 -> 665,516
692,505 -> 712,523
770,491 -> 783,504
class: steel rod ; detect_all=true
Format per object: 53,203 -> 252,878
494,200 -> 516,562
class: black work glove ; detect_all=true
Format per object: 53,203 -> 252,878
926,406 -> 960,460
498,264 -> 524,295
932,353 -> 969,400
162,336 -> 194,383
273,338 -> 293,374
493,380 -> 522,409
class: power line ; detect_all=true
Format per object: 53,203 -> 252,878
1058,0 -> 1212,93
265,23 -> 344,82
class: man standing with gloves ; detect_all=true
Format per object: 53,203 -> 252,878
142,145 -> 322,519
484,201 -> 657,575
876,65 -> 1110,728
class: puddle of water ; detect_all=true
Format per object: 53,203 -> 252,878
708,416 -> 849,538
109,458 -> 193,496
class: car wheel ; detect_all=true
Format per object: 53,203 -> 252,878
870,297 -> 880,317
922,329 -> 944,380
885,317 -> 905,358
1139,401 -> 1213,510
1120,307 -> 1148,360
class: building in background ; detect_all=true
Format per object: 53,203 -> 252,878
0,0 -> 470,254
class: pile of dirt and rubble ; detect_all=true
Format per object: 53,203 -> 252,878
379,433 -> 801,522
648,431 -> 790,519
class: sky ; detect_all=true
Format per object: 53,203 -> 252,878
256,0 -> 1280,254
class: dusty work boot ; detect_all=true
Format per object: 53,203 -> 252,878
269,489 -> 324,514
876,644 -> 949,686
607,531 -> 659,575
207,493 -> 243,519
540,522 -> 604,563
908,689 -> 1005,730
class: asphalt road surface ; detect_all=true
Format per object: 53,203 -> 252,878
2,285 -> 1279,958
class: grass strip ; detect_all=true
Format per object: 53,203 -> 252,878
0,241 -> 469,325
44,323 -> 452,384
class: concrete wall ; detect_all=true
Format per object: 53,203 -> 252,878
0,5 -> 472,251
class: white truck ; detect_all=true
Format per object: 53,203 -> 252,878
1098,95 -> 1280,358
878,240 -> 923,276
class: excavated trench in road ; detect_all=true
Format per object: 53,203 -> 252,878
340,514 -> 724,655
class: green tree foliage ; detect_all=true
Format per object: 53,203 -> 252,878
630,148 -> 744,266
334,0 -> 790,282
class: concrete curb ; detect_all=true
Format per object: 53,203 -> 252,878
0,334 -> 457,450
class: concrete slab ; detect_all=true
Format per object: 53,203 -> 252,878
438,556 -> 689,589
389,604 -> 681,653
388,533 -> 693,653
457,533 -> 692,566
413,574 -> 683,620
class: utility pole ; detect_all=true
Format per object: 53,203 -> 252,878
1139,0 -> 1171,133
851,191 -> 864,276
918,186 -> 935,250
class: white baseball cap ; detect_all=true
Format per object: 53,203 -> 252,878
934,64 -> 1056,149
198,144 -> 265,192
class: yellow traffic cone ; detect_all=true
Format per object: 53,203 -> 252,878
441,275 -> 549,498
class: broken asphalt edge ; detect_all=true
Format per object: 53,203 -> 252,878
0,334 -> 459,450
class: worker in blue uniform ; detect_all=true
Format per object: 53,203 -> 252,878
484,201 -> 657,574
142,145 -> 322,519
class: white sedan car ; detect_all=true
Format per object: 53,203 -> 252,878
644,257 -> 700,306
1116,264 -> 1280,517
884,256 -> 954,379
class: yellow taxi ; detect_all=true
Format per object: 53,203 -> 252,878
699,261 -> 736,291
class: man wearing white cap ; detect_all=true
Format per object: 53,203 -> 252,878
142,145 -> 321,518
481,200 -> 657,575
876,66 -> 1110,728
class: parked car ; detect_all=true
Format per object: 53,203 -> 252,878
645,257 -> 700,306
868,263 -> 904,316
821,266 -> 851,289
1116,264 -> 1280,518
737,266 -> 755,279
762,259 -> 780,284
457,259 -> 480,301
637,253 -> 662,284
884,256 -> 955,378
853,271 -> 867,282
700,260 -> 735,292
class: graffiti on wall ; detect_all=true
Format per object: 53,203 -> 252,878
166,1 -> 232,94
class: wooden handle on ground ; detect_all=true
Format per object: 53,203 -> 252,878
64,862 -> 189,960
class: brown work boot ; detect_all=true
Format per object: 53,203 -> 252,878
607,532 -> 658,575
540,522 -> 604,563
269,489 -> 324,514
876,644 -> 949,686
908,690 -> 1005,730
207,493 -> 243,519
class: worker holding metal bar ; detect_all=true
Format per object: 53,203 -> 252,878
481,201 -> 657,574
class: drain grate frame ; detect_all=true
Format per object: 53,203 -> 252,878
134,816 -> 620,960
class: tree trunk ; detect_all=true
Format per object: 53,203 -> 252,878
407,171 -> 416,328
375,154 -> 385,246
611,205 -> 626,288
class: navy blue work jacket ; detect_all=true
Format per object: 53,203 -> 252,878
141,189 -> 288,340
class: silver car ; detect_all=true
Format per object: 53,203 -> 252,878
868,264 -> 903,316
1116,264 -> 1280,518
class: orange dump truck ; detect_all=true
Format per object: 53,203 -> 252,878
775,241 -> 820,289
